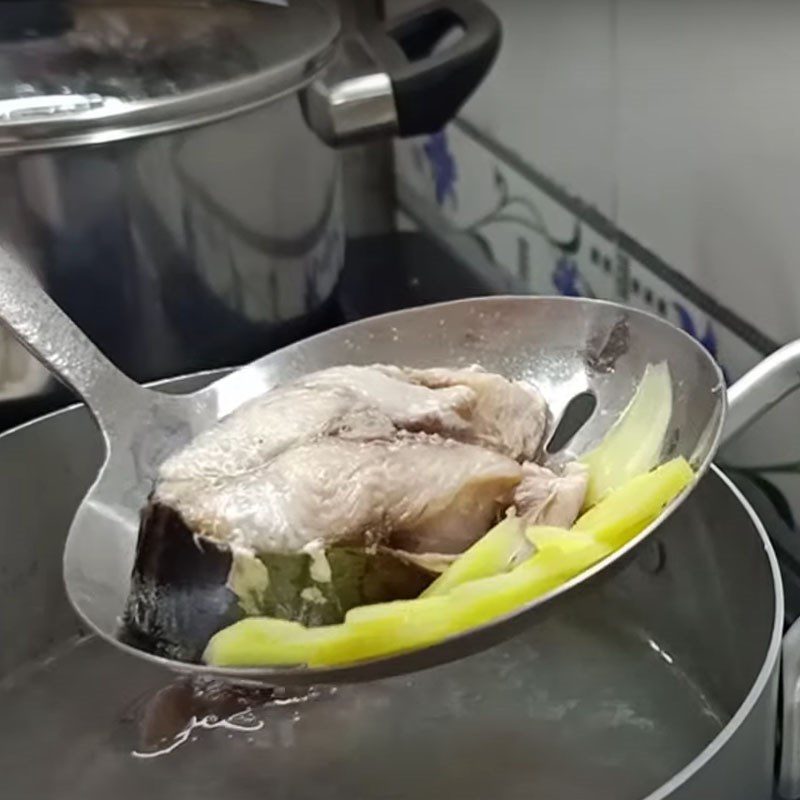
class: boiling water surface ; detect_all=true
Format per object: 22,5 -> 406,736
0,609 -> 724,800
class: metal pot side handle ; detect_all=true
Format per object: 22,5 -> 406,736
305,0 -> 501,146
722,340 -> 800,445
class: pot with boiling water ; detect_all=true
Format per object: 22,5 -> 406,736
1,368 -> 799,800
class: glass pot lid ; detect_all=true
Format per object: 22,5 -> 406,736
0,0 -> 340,151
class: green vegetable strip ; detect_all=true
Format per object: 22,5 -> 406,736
581,362 -> 673,508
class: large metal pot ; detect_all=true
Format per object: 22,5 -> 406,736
1,368 -> 799,799
0,0 -> 500,422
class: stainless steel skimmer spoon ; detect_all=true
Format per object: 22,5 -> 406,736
0,245 -> 796,686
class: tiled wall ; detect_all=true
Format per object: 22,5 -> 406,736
615,1 -> 800,345
389,0 -> 800,527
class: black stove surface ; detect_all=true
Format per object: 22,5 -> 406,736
336,232 -> 507,322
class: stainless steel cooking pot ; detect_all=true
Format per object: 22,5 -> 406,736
0,0 -> 500,421
3,369 -> 800,799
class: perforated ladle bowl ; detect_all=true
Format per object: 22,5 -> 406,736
0,245 -> 795,686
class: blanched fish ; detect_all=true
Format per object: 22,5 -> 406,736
392,365 -> 547,461
156,434 -> 523,556
160,365 -> 478,483
159,383 -> 359,483
298,365 -> 477,438
514,462 -> 589,528
127,363 -> 555,660
160,364 -> 548,484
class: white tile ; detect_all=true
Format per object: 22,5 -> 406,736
616,0 -> 800,343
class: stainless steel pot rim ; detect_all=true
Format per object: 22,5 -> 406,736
645,468 -> 783,800
0,44 -> 337,154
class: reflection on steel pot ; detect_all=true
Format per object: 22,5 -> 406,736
0,0 -> 501,419
0,367 -> 794,799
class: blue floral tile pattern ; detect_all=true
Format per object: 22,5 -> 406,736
423,132 -> 458,207
552,256 -> 595,298
673,301 -> 730,384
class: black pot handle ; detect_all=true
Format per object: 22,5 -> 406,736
366,0 -> 501,136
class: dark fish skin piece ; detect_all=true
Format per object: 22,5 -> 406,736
124,502 -> 436,662
121,502 -> 242,663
